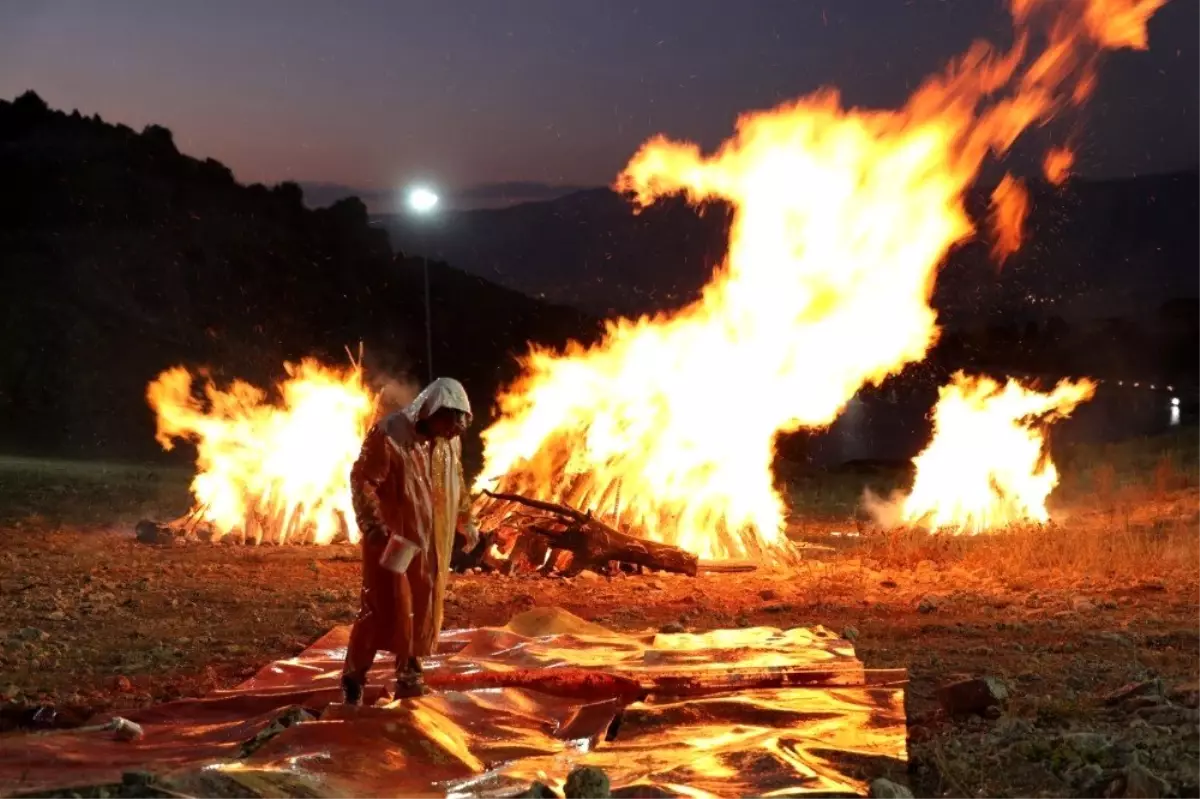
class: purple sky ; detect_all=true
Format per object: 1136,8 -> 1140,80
2,0 -> 1195,208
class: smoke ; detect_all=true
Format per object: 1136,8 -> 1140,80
862,488 -> 908,530
371,374 -> 421,416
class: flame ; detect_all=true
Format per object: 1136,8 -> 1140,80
898,372 -> 1096,533
147,358 -> 377,544
988,174 -> 1031,263
475,0 -> 1162,560
1043,147 -> 1076,184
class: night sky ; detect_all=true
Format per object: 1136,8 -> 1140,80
2,0 -> 1196,208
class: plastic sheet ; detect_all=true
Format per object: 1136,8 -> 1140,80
0,608 -> 906,798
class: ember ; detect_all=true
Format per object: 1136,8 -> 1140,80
475,0 -> 1154,558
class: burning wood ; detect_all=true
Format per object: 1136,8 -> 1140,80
455,490 -> 700,577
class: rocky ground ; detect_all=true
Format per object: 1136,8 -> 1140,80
0,442 -> 1197,797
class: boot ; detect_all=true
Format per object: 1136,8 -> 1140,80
394,657 -> 428,698
341,675 -> 364,706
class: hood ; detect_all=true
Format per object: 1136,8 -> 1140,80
405,377 -> 472,425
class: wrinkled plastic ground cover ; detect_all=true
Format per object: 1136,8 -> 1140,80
0,608 -> 906,798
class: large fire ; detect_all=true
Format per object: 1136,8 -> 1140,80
476,0 -> 1162,559
147,359 -> 376,544
892,373 -> 1097,534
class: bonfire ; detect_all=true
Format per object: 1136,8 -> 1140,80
139,0 -> 1164,580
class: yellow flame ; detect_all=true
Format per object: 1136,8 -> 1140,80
899,372 -> 1096,533
147,359 -> 376,544
476,0 -> 1161,559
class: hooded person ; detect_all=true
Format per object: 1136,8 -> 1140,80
341,377 -> 479,704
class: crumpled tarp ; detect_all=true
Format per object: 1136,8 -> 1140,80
0,607 -> 906,798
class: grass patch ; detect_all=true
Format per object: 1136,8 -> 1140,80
0,456 -> 192,526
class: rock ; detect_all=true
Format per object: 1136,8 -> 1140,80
564,766 -> 610,798
758,589 -> 778,601
1167,680 -> 1199,709
868,777 -> 913,798
841,626 -> 859,642
658,622 -> 685,634
1061,731 -> 1112,758
577,571 -> 601,582
1071,596 -> 1097,612
1122,761 -> 1170,798
734,614 -> 750,628
935,676 -> 1009,717
15,627 -> 47,642
917,596 -> 938,614
1102,680 -> 1163,707
112,675 -> 133,693
134,520 -> 175,546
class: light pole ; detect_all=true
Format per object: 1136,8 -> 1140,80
406,185 -> 439,384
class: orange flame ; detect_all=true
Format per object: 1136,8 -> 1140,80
147,359 -> 377,544
1043,147 -> 1075,185
475,0 -> 1161,559
895,373 -> 1096,534
989,174 -> 1031,263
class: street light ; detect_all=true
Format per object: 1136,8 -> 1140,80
406,185 -> 439,384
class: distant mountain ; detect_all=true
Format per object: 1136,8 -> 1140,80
381,171 -> 1199,328
0,91 -> 598,466
302,181 -> 596,214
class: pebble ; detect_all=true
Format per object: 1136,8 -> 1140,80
868,777 -> 913,798
1103,680 -> 1163,707
917,596 -> 938,614
936,676 -> 1010,717
564,766 -> 610,798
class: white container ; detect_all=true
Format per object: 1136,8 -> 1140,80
380,535 -> 420,573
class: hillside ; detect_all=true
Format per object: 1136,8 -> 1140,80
383,171 -> 1198,329
0,91 -> 599,466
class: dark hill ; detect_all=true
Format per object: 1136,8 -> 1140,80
384,173 -> 1198,325
0,91 -> 600,467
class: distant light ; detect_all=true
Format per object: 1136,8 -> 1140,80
1168,385 -> 1175,392
1150,384 -> 1157,390
407,186 -> 439,214
1171,397 -> 1180,407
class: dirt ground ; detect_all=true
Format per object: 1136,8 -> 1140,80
0,434 -> 1197,798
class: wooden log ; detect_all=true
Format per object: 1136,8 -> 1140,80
481,490 -> 699,577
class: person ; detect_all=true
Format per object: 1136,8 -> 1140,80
341,377 -> 479,704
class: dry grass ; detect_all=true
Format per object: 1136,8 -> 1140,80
788,427 -> 1199,584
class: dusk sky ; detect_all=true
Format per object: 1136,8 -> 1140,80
2,0 -> 1196,209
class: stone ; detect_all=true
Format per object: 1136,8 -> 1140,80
935,676 -> 1009,717
758,589 -> 778,601
564,766 -> 610,798
658,622 -> 685,634
1071,596 -> 1097,612
1122,761 -> 1170,798
1167,680 -> 1199,709
1061,731 -> 1111,758
841,625 -> 859,642
1103,680 -> 1163,707
917,596 -> 938,614
868,777 -> 914,798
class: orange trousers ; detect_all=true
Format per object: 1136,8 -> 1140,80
342,533 -> 439,684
